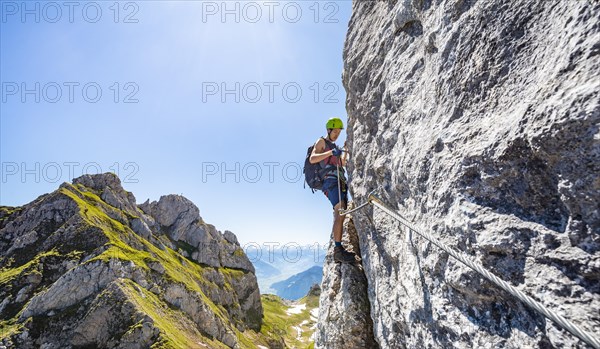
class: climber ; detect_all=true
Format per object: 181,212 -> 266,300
309,117 -> 357,263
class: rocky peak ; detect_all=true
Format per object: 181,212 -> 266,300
72,173 -> 138,214
139,194 -> 254,273
72,172 -> 123,192
139,194 -> 206,250
0,173 -> 262,348
139,194 -> 200,229
307,283 -> 321,298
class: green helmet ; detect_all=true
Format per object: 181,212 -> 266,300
326,117 -> 344,129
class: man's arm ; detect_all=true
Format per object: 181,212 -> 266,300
341,142 -> 348,167
310,138 -> 334,164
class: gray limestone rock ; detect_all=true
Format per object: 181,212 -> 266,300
74,173 -> 138,214
20,260 -> 136,319
130,217 -> 152,240
224,230 -> 239,245
138,195 -> 255,272
339,0 -> 600,348
315,216 -> 378,349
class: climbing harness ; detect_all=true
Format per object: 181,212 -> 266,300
340,192 -> 600,349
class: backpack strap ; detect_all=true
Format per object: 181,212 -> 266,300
322,137 -> 336,151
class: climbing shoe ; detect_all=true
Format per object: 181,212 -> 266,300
333,246 -> 357,263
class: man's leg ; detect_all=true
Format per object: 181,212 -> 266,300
324,179 -> 355,262
332,200 -> 356,263
332,202 -> 344,243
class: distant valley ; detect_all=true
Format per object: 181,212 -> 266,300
248,245 -> 325,297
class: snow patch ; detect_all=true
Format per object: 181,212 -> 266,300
286,303 -> 306,315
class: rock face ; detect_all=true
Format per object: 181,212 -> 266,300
315,216 -> 378,349
332,0 -> 599,348
0,173 -> 262,348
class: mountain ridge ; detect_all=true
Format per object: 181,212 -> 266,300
0,173 -> 266,348
271,266 -> 323,301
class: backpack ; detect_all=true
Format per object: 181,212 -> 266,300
303,137 -> 335,192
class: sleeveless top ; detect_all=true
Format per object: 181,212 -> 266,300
320,138 -> 345,181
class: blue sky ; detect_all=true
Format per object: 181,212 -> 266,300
0,1 -> 353,246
